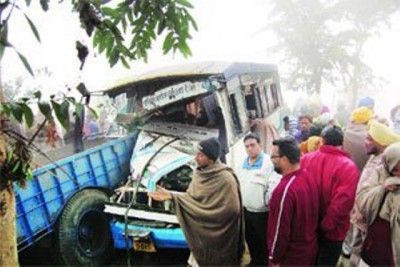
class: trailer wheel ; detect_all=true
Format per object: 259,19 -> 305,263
55,190 -> 114,265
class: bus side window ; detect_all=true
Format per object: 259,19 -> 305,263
264,85 -> 274,114
253,87 -> 264,118
244,85 -> 264,119
258,86 -> 269,117
270,83 -> 280,110
229,93 -> 242,135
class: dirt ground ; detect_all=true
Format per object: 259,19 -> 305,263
19,244 -> 189,266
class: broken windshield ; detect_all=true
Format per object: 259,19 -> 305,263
124,79 -> 220,124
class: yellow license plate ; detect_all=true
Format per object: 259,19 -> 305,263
133,239 -> 157,253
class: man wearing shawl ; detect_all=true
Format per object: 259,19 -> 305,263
342,107 -> 374,258
148,138 -> 244,266
357,142 -> 400,266
349,120 -> 400,266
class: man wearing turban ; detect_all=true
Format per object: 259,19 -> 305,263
343,107 -> 374,173
342,107 -> 374,257
368,119 -> 400,147
349,120 -> 400,266
356,96 -> 390,126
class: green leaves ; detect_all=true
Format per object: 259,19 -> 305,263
38,102 -> 52,121
33,91 -> 42,100
16,51 -> 34,76
20,103 -> 34,127
101,7 -> 120,19
0,21 -> 9,61
178,41 -> 192,58
163,32 -> 175,54
10,103 -> 24,122
51,100 -> 70,130
39,0 -> 49,11
120,56 -> 130,69
176,0 -> 194,8
88,0 -> 197,68
109,49 -> 120,67
74,103 -> 84,118
0,94 -> 97,131
24,14 -> 41,43
0,102 -> 34,127
0,103 -> 11,116
0,12 -> 38,76
1,0 -> 197,75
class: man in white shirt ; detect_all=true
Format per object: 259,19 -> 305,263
238,133 -> 281,266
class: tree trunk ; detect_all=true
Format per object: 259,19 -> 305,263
0,65 -> 20,266
315,68 -> 322,95
350,35 -> 364,110
0,186 -> 19,267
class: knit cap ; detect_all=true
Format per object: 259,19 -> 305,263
198,138 -> 221,161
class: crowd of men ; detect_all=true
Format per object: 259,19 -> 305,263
148,96 -> 400,267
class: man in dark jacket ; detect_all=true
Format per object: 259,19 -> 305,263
301,126 -> 359,266
268,138 -> 319,266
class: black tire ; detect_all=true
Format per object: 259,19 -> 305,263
55,189 -> 114,266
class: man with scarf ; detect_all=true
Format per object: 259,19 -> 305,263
349,120 -> 400,266
148,138 -> 244,266
357,142 -> 400,266
342,106 -> 374,257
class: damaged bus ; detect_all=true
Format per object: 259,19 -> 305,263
103,61 -> 283,253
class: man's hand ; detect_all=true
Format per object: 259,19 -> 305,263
148,186 -> 172,201
385,184 -> 398,192
384,177 -> 400,192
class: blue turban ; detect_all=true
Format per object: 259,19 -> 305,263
357,96 -> 375,109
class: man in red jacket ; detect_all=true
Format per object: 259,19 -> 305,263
268,138 -> 319,266
301,126 -> 359,266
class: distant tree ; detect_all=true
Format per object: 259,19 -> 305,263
269,0 -> 400,106
3,78 -> 21,102
3,67 -> 52,102
0,0 -> 197,265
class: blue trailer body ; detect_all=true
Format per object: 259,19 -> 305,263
15,134 -> 137,251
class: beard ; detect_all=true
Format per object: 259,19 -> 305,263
274,165 -> 282,174
366,146 -> 378,155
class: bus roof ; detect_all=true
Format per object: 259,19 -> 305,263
103,61 -> 277,97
